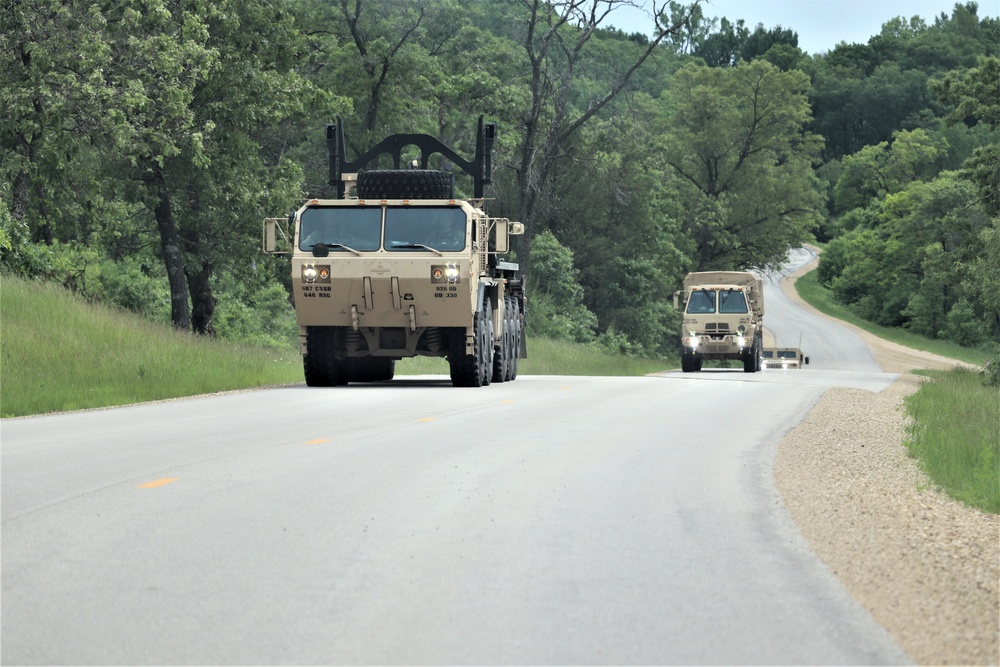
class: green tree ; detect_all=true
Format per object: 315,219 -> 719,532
659,59 -> 824,270
832,128 -> 948,213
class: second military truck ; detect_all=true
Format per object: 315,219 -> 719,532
263,117 -> 526,387
674,271 -> 764,373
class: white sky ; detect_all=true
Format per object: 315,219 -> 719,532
608,0 -> 1000,55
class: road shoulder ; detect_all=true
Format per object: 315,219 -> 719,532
773,252 -> 999,665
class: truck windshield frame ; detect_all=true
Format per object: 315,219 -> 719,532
299,207 -> 382,251
686,290 -> 716,314
718,289 -> 749,314
384,207 -> 467,252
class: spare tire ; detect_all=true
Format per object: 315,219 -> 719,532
357,169 -> 454,199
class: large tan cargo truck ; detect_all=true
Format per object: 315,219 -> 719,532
263,117 -> 526,387
674,271 -> 764,373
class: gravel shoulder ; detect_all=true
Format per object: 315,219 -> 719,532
774,255 -> 999,666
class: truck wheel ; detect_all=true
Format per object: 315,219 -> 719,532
681,350 -> 697,373
449,304 -> 493,387
503,296 -> 518,382
303,326 -> 345,386
492,299 -> 509,383
509,298 -> 522,381
356,169 -> 453,199
377,358 -> 396,381
743,337 -> 760,373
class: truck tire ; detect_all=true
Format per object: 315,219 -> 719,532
304,326 -> 345,386
356,169 -> 453,199
743,336 -> 760,373
509,298 -> 522,380
449,303 -> 494,387
492,298 -> 510,383
502,295 -> 518,382
681,350 -> 697,373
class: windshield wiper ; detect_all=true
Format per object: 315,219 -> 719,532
390,242 -> 443,256
311,242 -> 361,257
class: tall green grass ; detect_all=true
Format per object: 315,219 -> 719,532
1,277 -> 302,417
794,270 -> 988,366
1,276 -> 676,417
904,369 -> 1000,513
794,267 -> 998,514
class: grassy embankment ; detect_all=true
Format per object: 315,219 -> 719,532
794,269 -> 999,514
0,275 -> 672,418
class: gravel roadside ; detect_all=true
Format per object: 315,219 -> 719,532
774,258 -> 999,666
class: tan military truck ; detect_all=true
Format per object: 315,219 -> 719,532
263,117 -> 526,387
674,271 -> 764,373
762,348 -> 809,369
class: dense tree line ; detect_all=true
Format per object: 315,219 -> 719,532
2,0 -> 997,355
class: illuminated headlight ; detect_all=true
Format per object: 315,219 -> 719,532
782,362 -> 789,369
302,264 -> 318,282
737,334 -> 746,349
686,333 -> 700,349
431,263 -> 461,284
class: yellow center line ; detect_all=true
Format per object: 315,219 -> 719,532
500,399 -> 514,404
306,438 -> 330,445
418,417 -> 437,423
139,477 -> 178,489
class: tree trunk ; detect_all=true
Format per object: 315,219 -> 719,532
153,186 -> 191,331
187,258 -> 216,336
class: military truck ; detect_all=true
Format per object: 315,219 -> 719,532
674,271 -> 764,373
262,117 -> 526,387
762,347 -> 809,369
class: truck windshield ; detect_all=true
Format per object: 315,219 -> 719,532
686,290 -> 716,314
384,207 -> 467,252
718,289 -> 749,314
299,207 -> 382,251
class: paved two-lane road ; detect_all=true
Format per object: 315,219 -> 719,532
2,251 -> 911,664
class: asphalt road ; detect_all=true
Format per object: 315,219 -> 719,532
1,252 -> 911,665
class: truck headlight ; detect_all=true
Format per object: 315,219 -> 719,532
302,264 -> 318,282
687,334 -> 699,349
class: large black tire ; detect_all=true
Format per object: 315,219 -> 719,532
681,350 -> 697,373
508,298 -> 521,381
492,299 -> 510,383
501,296 -> 518,382
743,336 -> 760,373
303,326 -> 345,386
449,303 -> 494,387
356,169 -> 453,199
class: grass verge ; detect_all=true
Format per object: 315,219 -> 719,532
905,369 -> 1000,514
794,266 -> 998,514
1,277 -> 302,417
1,276 -> 675,417
794,270 -> 988,366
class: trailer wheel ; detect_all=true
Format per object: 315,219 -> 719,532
356,169 -> 453,199
303,326 -> 345,386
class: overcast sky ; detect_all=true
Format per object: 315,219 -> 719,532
608,0 -> 999,55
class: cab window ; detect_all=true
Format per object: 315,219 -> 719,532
718,289 -> 748,314
686,290 -> 716,314
299,207 -> 382,251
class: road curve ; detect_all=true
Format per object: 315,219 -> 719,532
2,259 -> 911,665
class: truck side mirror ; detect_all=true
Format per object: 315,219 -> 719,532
673,291 -> 680,311
263,217 -> 291,254
494,219 -> 509,253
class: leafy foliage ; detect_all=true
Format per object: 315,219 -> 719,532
1,0 -> 998,358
